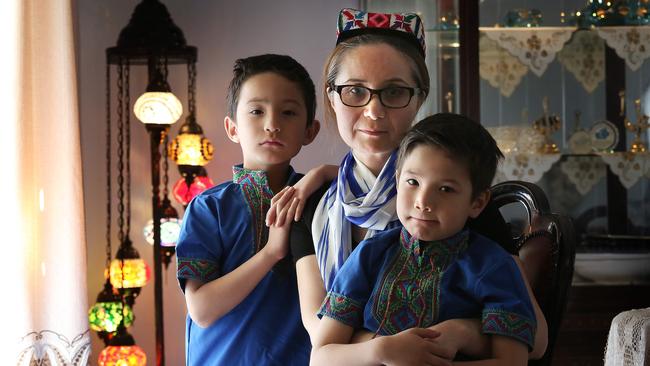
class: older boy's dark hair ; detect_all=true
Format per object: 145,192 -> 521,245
396,113 -> 504,199
226,54 -> 316,126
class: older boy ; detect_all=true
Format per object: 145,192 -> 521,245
176,54 -> 320,366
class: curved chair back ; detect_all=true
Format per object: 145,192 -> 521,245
491,181 -> 576,366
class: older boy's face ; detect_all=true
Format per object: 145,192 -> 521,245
396,145 -> 487,241
226,72 -> 314,171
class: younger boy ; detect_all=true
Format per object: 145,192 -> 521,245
311,113 -> 536,365
176,54 -> 320,366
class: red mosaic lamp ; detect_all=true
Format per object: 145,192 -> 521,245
172,168 -> 214,206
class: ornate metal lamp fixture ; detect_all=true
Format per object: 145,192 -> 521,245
106,0 -> 197,364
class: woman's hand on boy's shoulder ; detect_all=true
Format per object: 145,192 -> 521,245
263,187 -> 300,261
266,185 -> 299,227
266,164 -> 338,226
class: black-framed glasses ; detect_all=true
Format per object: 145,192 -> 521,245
329,84 -> 425,109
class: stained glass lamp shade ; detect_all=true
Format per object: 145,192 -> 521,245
133,91 -> 182,125
88,280 -> 134,334
109,259 -> 150,290
109,238 -> 150,291
172,174 -> 214,206
143,217 -> 182,246
98,326 -> 146,366
143,197 -> 181,247
168,115 -> 214,166
133,68 -> 182,125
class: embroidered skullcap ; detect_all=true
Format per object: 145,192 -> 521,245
336,8 -> 426,57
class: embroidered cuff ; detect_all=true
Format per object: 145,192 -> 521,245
318,292 -> 364,329
177,257 -> 221,291
482,308 -> 536,350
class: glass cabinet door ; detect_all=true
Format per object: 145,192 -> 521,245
364,0 -> 461,120
478,0 -> 650,246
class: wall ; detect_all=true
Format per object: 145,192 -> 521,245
78,0 -> 355,364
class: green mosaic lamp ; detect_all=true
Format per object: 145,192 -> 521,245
88,278 -> 134,344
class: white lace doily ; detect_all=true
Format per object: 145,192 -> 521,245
557,29 -> 605,93
597,26 -> 650,71
479,35 -> 528,97
481,27 -> 574,76
497,152 -> 561,183
17,330 -> 91,366
599,152 -> 650,189
559,156 -> 606,195
604,307 -> 650,366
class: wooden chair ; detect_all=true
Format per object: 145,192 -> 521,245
490,181 -> 576,366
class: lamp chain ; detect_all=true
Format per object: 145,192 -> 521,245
125,62 -> 131,239
105,64 -> 112,269
116,61 -> 125,244
163,133 -> 169,198
188,61 -> 196,117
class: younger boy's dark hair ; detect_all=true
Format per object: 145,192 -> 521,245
226,54 -> 316,126
396,113 -> 504,199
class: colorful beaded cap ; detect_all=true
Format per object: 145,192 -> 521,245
336,8 -> 426,56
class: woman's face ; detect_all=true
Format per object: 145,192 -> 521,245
329,43 -> 422,165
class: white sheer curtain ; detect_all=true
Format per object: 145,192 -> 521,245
0,0 -> 90,364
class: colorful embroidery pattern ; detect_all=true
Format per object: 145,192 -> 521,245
483,308 -> 536,348
177,257 -> 220,282
337,8 -> 426,54
371,228 -> 470,335
233,166 -> 274,253
319,292 -> 364,328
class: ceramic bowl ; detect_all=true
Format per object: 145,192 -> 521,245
573,252 -> 650,284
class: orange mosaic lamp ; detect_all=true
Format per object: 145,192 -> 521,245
98,325 -> 146,366
109,238 -> 150,305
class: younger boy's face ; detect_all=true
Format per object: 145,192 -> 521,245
396,144 -> 489,241
225,72 -> 317,171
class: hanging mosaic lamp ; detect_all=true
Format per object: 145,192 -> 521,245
143,198 -> 181,247
168,114 -> 214,168
109,238 -> 150,306
172,168 -> 214,206
143,197 -> 181,269
133,67 -> 182,125
88,279 -> 134,344
98,325 -> 146,366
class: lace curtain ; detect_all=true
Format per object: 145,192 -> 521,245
0,0 -> 90,364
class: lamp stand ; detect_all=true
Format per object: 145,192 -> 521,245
147,124 -> 166,366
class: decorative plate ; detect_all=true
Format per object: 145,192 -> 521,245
590,120 -> 619,152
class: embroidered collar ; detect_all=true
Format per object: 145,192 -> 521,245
399,227 -> 470,268
232,164 -> 299,189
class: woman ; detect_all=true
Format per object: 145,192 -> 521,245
270,8 -> 548,363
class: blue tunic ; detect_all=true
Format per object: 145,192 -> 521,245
176,165 -> 310,366
319,227 -> 536,349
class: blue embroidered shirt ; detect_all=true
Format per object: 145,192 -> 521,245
176,165 -> 310,366
318,226 -> 536,350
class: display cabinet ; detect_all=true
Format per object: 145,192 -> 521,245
477,1 -> 650,245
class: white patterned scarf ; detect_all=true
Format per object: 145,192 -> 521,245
312,151 -> 400,290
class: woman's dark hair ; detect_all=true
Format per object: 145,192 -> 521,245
396,113 -> 504,199
226,54 -> 316,126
